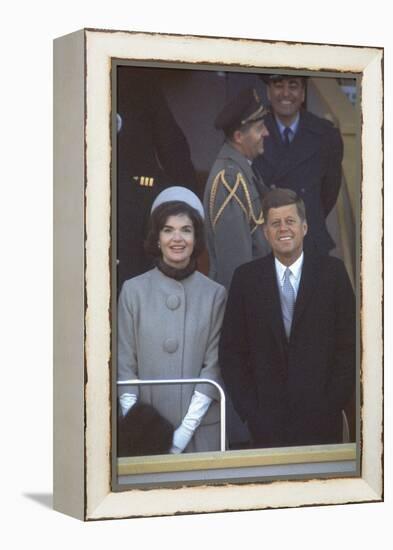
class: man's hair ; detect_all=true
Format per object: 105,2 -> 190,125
144,200 -> 205,259
262,188 -> 306,222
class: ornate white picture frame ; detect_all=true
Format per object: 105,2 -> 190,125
53,28 -> 383,520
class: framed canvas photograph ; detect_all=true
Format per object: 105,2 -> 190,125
53,28 -> 383,520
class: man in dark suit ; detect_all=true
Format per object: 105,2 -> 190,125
117,66 -> 198,291
219,188 -> 355,448
253,75 -> 343,256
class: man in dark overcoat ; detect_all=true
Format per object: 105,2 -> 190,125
117,66 -> 198,291
219,188 -> 355,448
253,75 -> 344,256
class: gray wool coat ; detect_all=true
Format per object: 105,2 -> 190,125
203,141 -> 270,290
117,267 -> 227,453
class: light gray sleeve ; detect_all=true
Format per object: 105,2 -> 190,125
170,391 -> 213,453
196,285 -> 227,400
117,283 -> 139,401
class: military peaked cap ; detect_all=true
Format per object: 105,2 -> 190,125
215,87 -> 267,133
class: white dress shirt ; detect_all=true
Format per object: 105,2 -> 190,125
275,112 -> 300,144
274,252 -> 304,298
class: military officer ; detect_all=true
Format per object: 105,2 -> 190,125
203,87 -> 271,291
203,87 -> 271,449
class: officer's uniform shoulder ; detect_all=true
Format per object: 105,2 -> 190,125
221,159 -> 243,181
206,151 -> 247,201
207,147 -> 238,186
215,143 -> 244,174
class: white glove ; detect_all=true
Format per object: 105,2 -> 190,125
119,393 -> 137,417
169,391 -> 212,453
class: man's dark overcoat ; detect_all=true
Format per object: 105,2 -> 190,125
219,252 -> 355,447
253,110 -> 343,255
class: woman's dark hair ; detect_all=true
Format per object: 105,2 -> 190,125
262,188 -> 306,222
144,201 -> 205,259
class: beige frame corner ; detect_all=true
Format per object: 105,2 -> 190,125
55,29 -> 383,521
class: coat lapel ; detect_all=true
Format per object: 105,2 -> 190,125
257,255 -> 287,344
291,253 -> 319,331
262,114 -> 286,172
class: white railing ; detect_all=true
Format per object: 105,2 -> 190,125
117,378 -> 226,451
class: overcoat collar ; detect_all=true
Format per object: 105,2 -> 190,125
255,254 -> 286,344
291,252 -> 319,332
218,141 -> 268,197
262,110 -> 325,181
150,266 -> 198,292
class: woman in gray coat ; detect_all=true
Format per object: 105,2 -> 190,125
118,187 -> 226,454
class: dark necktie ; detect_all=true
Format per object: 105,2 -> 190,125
283,126 -> 292,147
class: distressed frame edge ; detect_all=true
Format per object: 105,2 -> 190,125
79,29 -> 383,520
53,29 -> 86,520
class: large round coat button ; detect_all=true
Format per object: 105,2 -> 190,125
163,338 -> 179,353
166,294 -> 180,310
